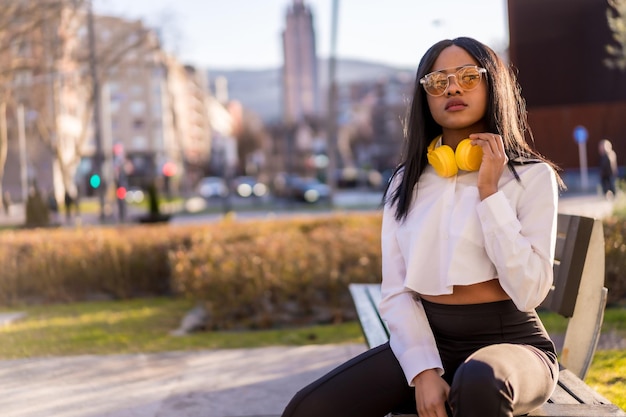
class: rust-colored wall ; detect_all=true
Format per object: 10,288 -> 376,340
508,0 -> 626,169
528,102 -> 626,168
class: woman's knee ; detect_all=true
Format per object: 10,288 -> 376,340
448,359 -> 513,416
448,344 -> 556,416
450,357 -> 511,397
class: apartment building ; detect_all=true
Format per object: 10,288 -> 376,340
78,15 -> 169,195
162,58 -> 213,192
80,15 -> 214,197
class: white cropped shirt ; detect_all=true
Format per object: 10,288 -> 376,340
379,161 -> 559,386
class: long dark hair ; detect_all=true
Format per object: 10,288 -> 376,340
384,37 -> 563,221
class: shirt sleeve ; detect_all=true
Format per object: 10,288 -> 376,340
378,194 -> 444,386
476,163 -> 559,311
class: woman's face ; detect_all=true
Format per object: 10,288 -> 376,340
425,45 -> 488,136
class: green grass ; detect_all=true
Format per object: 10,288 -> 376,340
1,298 -> 625,409
0,297 -> 364,359
587,350 -> 626,409
539,307 -> 626,334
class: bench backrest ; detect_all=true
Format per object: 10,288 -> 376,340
540,214 -> 595,317
549,214 -> 607,379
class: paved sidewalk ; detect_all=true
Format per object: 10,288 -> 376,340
0,344 -> 367,417
557,192 -> 617,219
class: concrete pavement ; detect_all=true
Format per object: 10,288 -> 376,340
556,191 -> 617,219
0,344 -> 367,417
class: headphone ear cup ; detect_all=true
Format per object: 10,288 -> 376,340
455,139 -> 483,171
428,145 -> 458,177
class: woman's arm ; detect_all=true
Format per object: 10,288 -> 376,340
379,199 -> 444,385
476,163 -> 559,311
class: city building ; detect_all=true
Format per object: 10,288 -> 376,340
78,14 -> 171,197
282,0 -> 320,124
79,15 -> 214,198
332,74 -> 412,187
161,58 -> 213,194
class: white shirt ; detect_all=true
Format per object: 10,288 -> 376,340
379,161 -> 559,385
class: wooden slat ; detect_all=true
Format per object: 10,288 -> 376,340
348,284 -> 388,348
560,220 -> 608,379
363,284 -> 390,336
541,215 -> 594,317
549,383 -> 582,405
557,369 -> 617,405
528,403 -> 626,416
387,400 -> 626,416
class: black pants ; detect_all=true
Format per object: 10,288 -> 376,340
281,299 -> 558,417
601,176 -> 616,195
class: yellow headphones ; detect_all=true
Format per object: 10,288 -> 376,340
427,136 -> 483,177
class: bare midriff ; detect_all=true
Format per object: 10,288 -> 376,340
419,279 -> 511,305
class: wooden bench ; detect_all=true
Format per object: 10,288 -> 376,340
349,213 -> 626,417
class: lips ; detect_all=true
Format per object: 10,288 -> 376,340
445,99 -> 467,110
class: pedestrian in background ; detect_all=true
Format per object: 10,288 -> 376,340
281,37 -> 564,417
64,191 -> 74,223
47,190 -> 59,223
2,191 -> 11,216
598,138 -> 618,199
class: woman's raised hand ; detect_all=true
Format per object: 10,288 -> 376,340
469,133 -> 508,200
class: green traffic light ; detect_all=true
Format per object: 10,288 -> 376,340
89,174 -> 101,189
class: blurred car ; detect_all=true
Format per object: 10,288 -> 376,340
233,176 -> 268,198
289,176 -> 331,203
124,187 -> 145,204
335,167 -> 388,189
196,176 -> 228,199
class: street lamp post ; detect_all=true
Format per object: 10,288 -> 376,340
326,0 -> 340,206
87,0 -> 106,222
17,104 -> 29,203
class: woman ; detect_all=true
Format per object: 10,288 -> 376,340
281,37 -> 564,417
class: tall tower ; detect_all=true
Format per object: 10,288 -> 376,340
282,0 -> 320,124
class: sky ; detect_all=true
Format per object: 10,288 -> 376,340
95,0 -> 510,70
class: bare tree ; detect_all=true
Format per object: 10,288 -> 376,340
0,0 -> 61,202
605,0 -> 626,70
235,110 -> 268,176
0,101 -> 7,201
0,0 -> 160,201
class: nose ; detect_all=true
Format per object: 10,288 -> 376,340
445,74 -> 462,96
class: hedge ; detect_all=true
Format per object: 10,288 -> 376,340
0,212 -> 624,330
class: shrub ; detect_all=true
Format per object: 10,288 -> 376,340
0,225 -> 193,304
603,216 -> 626,305
169,214 -> 382,329
1,211 -> 625,330
0,213 -> 383,331
24,186 -> 50,228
